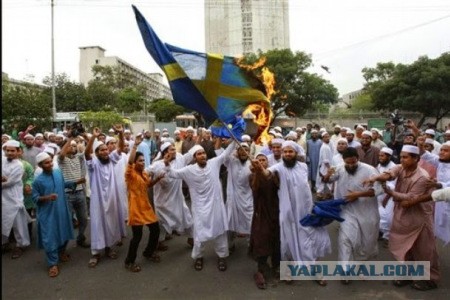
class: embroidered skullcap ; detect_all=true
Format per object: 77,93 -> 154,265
401,145 -> 419,155
271,138 -> 284,145
380,147 -> 393,156
36,152 -> 51,164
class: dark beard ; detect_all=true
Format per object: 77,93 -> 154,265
239,157 -> 248,164
439,158 -> 450,163
379,160 -> 390,167
98,157 -> 110,164
345,165 -> 358,175
283,157 -> 296,168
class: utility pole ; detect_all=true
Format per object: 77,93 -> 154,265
51,0 -> 56,120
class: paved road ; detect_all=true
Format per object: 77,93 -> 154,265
2,221 -> 449,299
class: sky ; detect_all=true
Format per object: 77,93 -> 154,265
2,0 -> 450,96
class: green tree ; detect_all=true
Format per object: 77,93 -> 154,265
362,53 -> 450,126
41,73 -> 88,112
243,49 -> 339,120
2,77 -> 52,132
79,111 -> 125,132
148,99 -> 186,122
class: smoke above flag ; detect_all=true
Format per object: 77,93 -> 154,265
132,5 -> 273,141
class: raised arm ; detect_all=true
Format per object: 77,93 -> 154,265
85,127 -> 101,161
128,134 -> 142,165
113,124 -> 124,156
59,136 -> 74,160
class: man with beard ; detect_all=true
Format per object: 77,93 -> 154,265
346,129 -> 361,148
174,130 -> 183,153
365,145 -> 439,290
224,143 -> 254,253
249,152 -> 280,289
332,138 -> 348,167
163,140 -> 236,272
140,130 -> 155,167
356,131 -> 380,167
421,142 -> 450,246
22,133 -> 42,169
2,140 -> 31,259
316,132 -> 333,199
329,125 -> 342,153
58,136 -> 90,248
323,147 -> 380,284
85,126 -> 127,268
34,133 -> 46,151
376,147 -> 397,243
200,129 -> 216,159
306,129 -> 322,192
267,138 -> 284,166
371,128 -> 387,149
147,142 -> 194,250
181,126 -> 196,154
153,128 -> 162,156
253,140 -> 331,286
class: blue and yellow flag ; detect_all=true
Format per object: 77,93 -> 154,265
132,5 -> 271,138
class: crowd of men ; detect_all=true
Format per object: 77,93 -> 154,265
2,120 -> 449,290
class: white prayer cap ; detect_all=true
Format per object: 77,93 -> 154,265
160,141 -> 172,153
189,144 -> 204,156
271,138 -> 284,145
356,124 -> 365,130
2,134 -> 11,140
371,128 -> 381,134
47,143 -> 59,153
334,124 -> 341,129
275,133 -> 283,138
361,130 -> 372,137
35,133 -> 44,138
444,141 -> 450,146
380,147 -> 393,156
4,140 -> 20,148
36,152 -> 51,164
401,145 -> 420,155
124,140 -> 130,145
310,129 -> 318,134
136,132 -> 143,138
56,133 -> 65,140
124,129 -> 131,133
274,126 -> 282,132
24,133 -> 34,139
154,128 -> 161,133
337,138 -> 348,144
346,129 -> 355,135
255,152 -> 267,158
87,133 -> 93,139
295,127 -> 302,131
174,130 -> 180,134
108,128 -> 115,133
445,130 -> 450,134
186,126 -> 194,132
105,136 -> 116,144
70,140 -> 77,146
93,141 -> 105,152
268,130 -> 276,136
161,137 -> 174,144
162,128 -> 168,132
425,138 -> 435,145
48,132 -> 55,137
204,129 -> 212,134
239,142 -> 250,149
340,127 -> 348,131
319,127 -> 326,132
286,131 -> 298,138
241,134 -> 251,142
281,140 -> 301,153
321,131 -> 329,138
424,129 -> 435,136
43,146 -> 55,156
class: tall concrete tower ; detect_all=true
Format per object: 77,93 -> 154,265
205,0 -> 290,56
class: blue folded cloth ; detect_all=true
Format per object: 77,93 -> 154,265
300,198 -> 347,227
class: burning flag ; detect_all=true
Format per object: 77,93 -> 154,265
132,5 -> 273,142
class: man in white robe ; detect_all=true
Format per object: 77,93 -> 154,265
85,127 -> 127,267
376,147 -> 397,241
224,142 -> 253,252
253,140 -> 331,284
316,132 -> 333,199
323,147 -> 380,283
266,138 -> 284,166
147,142 -> 193,248
332,138 -> 348,167
163,140 -> 236,271
2,140 -> 31,258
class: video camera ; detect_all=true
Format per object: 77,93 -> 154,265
69,121 -> 86,137
390,109 -> 405,126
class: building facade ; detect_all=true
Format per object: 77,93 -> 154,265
79,46 -> 172,100
205,0 -> 290,56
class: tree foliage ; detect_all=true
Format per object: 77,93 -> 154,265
42,73 -> 89,112
79,111 -> 125,132
242,49 -> 339,120
148,99 -> 186,122
362,53 -> 450,126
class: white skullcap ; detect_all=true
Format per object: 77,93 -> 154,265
286,131 -> 298,139
255,152 -> 267,158
108,128 -> 115,133
334,124 -> 341,129
445,141 -> 450,146
425,129 -> 435,136
105,136 -> 116,144
43,146 -> 55,156
48,132 -> 55,137
274,126 -> 282,132
154,128 -> 161,133
47,143 -> 59,152
162,128 -> 168,132
319,127 -> 326,132
2,133 -> 11,139
356,124 -> 365,130
337,138 -> 348,144
124,140 -> 130,145
371,128 -> 381,134
362,130 -> 372,137
340,127 -> 348,131
186,126 -> 194,132
401,145 -> 419,155
93,141 -> 104,152
204,129 -> 212,133
124,129 -> 131,133
160,141 -> 172,153
425,138 -> 435,145
174,130 -> 180,134
271,138 -> 284,145
295,127 -> 302,131
56,133 -> 65,140
24,133 -> 34,139
4,140 -> 20,148
310,129 -> 318,134
275,133 -> 283,138
321,131 -> 329,138
281,140 -> 301,153
268,130 -> 276,136
70,140 -> 77,146
239,142 -> 250,149
189,145 -> 204,156
241,134 -> 251,142
35,133 -> 44,138
380,147 -> 393,156
36,152 -> 51,164
347,129 -> 355,135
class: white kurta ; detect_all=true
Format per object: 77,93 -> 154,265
147,153 -> 193,235
87,151 -> 126,250
267,154 -> 282,167
268,161 -> 331,262
332,153 -> 344,167
422,151 -> 450,245
2,157 -> 30,246
316,142 -> 333,194
224,155 -> 253,234
330,162 -> 381,261
114,153 -> 129,220
376,161 -> 397,239
166,143 -> 235,243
